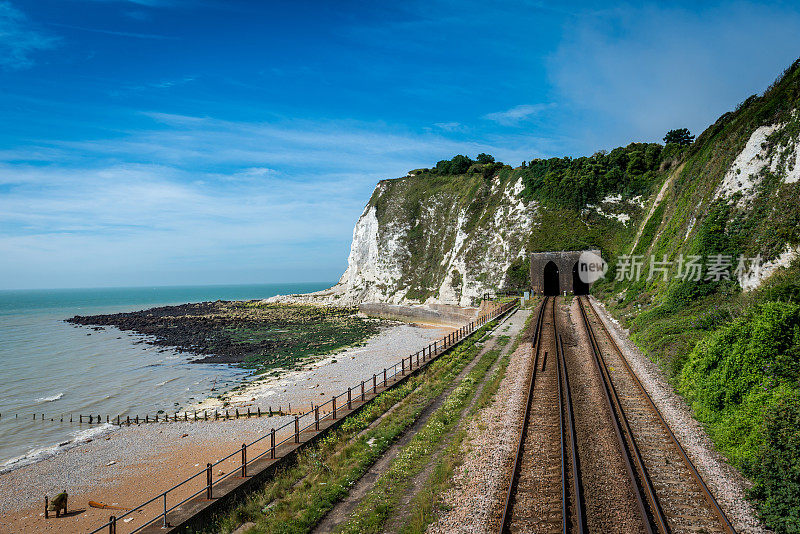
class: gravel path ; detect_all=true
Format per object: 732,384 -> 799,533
426,318 -> 534,533
383,309 -> 530,534
194,323 -> 449,415
313,311 -> 519,534
589,297 -> 769,534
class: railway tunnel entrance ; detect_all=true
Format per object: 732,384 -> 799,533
530,250 -> 603,295
543,261 -> 560,296
572,263 -> 590,295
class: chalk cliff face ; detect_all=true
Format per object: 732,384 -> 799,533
272,173 -> 539,307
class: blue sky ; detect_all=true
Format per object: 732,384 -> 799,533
1,0 -> 799,289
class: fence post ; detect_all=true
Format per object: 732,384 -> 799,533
434,341 -> 438,354
110,515 -> 116,534
247,407 -> 251,418
416,352 -> 420,367
241,443 -> 247,477
315,406 -> 319,431
361,380 -> 365,401
163,492 -> 168,528
401,359 -> 405,376
45,496 -> 48,519
206,463 -> 212,499
332,397 -> 337,419
270,428 -> 276,459
383,368 -> 387,387
347,387 -> 352,410
373,374 -> 377,393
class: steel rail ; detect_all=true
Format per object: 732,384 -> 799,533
499,296 -> 549,534
557,330 -> 586,533
580,296 -> 737,534
576,296 -> 657,534
499,296 -> 585,534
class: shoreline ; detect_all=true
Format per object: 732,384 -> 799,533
0,318 -> 454,533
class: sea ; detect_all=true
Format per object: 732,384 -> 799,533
0,282 -> 330,473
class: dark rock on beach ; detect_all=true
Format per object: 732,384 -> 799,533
66,300 -> 380,372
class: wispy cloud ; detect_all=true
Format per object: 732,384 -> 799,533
484,104 -> 553,126
86,0 -> 176,6
0,1 -> 58,69
0,114 -> 541,288
48,21 -> 178,40
432,122 -> 466,133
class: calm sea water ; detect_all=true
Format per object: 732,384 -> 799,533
0,282 -> 330,472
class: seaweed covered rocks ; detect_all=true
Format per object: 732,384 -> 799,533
67,301 -> 380,372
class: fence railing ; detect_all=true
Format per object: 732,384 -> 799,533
87,300 -> 517,534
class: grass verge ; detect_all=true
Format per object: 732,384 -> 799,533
335,346 -> 503,533
204,319 -> 500,534
399,310 -> 534,534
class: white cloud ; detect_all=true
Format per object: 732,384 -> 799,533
0,115 -> 541,288
484,104 -> 553,126
433,122 -> 466,132
0,2 -> 58,69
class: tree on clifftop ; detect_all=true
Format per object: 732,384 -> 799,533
663,128 -> 695,146
476,153 -> 495,164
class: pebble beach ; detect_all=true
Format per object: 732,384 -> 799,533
0,320 -> 452,534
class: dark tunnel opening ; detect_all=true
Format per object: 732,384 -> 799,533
543,261 -> 560,296
572,262 -> 590,295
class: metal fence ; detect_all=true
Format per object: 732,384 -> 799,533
88,301 -> 516,534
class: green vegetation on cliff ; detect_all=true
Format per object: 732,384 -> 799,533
592,59 -> 800,533
519,142 -> 669,210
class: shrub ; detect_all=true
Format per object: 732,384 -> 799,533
750,390 -> 800,533
663,128 -> 695,146
679,301 -> 800,470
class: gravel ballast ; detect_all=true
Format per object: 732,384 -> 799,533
589,297 -> 769,534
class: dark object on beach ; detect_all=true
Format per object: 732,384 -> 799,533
65,300 -> 378,371
46,491 -> 68,518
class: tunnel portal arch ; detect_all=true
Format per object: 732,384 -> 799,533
529,250 -> 602,295
543,261 -> 560,296
572,262 -> 590,295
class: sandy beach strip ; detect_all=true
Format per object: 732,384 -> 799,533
0,322 -> 452,534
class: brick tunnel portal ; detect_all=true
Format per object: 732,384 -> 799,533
530,250 -> 602,295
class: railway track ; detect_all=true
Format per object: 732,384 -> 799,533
500,296 -> 585,533
577,295 -> 736,534
499,295 -> 736,534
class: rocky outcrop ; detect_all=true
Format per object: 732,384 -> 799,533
268,172 -> 539,307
